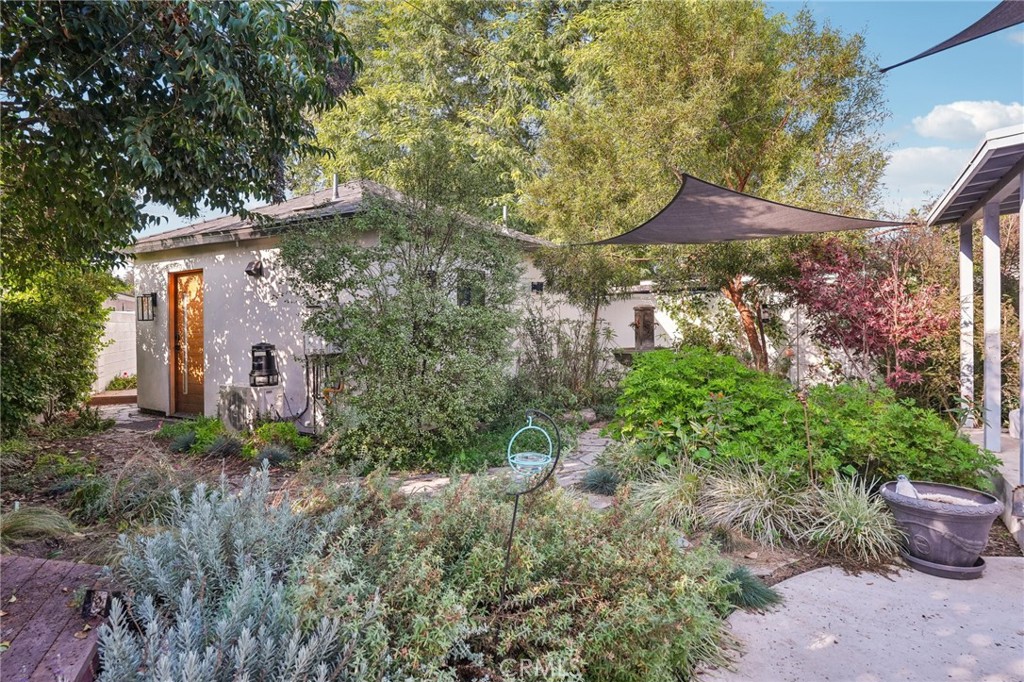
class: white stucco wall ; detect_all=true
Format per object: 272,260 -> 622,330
518,258 -> 676,349
134,237 -> 311,420
92,308 -> 137,392
134,237 -> 681,426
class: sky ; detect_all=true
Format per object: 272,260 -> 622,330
770,0 -> 1024,217
148,1 -> 1024,235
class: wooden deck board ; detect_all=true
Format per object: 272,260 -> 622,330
1,556 -> 43,602
0,556 -> 108,682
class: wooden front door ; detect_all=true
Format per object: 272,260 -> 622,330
172,271 -> 204,415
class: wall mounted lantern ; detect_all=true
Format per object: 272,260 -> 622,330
136,293 -> 157,321
249,342 -> 280,387
245,260 -> 264,277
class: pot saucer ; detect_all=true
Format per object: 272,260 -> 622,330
900,550 -> 986,580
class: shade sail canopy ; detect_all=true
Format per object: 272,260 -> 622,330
592,174 -> 903,246
880,0 -> 1024,73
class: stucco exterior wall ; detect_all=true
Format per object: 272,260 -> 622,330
134,238 -> 679,427
518,258 -> 677,349
135,237 -> 312,421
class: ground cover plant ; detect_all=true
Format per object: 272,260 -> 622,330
611,347 -> 999,489
97,466 -> 764,681
104,373 -> 137,391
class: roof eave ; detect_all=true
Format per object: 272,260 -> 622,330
926,124 -> 1024,227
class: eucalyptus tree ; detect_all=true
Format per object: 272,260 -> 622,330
523,1 -> 889,370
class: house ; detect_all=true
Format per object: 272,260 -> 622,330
132,180 -> 675,430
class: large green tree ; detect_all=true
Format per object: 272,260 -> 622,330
305,0 -> 579,221
523,0 -> 889,370
1,0 -> 357,281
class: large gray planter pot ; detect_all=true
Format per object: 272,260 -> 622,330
880,481 -> 1003,580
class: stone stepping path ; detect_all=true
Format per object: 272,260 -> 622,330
398,426 -> 616,510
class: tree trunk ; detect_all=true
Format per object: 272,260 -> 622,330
722,278 -> 768,371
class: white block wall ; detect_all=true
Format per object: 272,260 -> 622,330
92,310 -> 137,392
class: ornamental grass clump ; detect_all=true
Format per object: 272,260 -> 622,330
700,464 -> 811,547
800,475 -> 903,565
725,565 -> 782,611
631,459 -> 704,532
0,505 -> 74,551
580,466 -> 621,495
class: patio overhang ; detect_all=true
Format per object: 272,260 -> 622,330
927,125 -> 1024,499
927,125 -> 1024,228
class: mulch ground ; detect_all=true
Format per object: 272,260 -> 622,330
1,422 -> 298,564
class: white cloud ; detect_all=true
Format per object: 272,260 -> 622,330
880,146 -> 974,216
913,101 -> 1024,141
1010,30 -> 1024,45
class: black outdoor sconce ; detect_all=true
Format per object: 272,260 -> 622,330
249,342 -> 280,387
245,260 -> 263,277
136,293 -> 157,321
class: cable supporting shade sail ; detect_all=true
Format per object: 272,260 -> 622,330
880,0 -> 1024,73
590,175 -> 904,246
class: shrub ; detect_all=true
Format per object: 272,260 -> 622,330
580,466 -> 620,495
245,420 -> 313,458
98,468 -> 742,681
98,468 -> 386,681
598,439 -> 658,481
513,295 -> 622,409
1,265 -> 117,437
0,505 -> 74,550
104,372 -> 137,391
612,347 -> 999,488
700,464 -> 811,547
799,475 -> 903,565
157,415 -> 225,455
280,160 -> 521,460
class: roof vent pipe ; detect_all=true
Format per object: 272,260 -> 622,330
332,174 -> 339,199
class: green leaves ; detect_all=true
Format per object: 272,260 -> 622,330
280,141 -> 522,459
1,0 -> 358,282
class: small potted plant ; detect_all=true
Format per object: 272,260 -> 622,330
880,477 -> 1003,580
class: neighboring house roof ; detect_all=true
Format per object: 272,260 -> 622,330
132,179 -> 551,254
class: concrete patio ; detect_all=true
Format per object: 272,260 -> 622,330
708,557 -> 1024,682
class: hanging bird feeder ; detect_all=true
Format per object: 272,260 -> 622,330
500,409 -> 561,604
507,413 -> 554,481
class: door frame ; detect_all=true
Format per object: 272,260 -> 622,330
168,269 -> 204,416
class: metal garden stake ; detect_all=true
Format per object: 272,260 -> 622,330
499,409 -> 561,604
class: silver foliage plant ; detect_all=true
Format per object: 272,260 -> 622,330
97,466 -> 393,681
